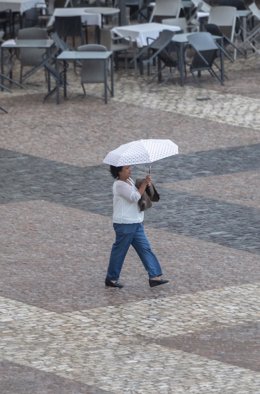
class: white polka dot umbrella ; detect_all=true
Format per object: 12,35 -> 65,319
103,139 -> 178,167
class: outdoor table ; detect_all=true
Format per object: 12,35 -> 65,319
112,22 -> 181,48
56,50 -> 114,104
0,0 -> 46,32
172,33 -> 224,86
0,0 -> 45,13
83,7 -> 120,27
1,38 -> 54,92
47,8 -> 102,28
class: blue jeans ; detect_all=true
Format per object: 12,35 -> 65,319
106,223 -> 163,281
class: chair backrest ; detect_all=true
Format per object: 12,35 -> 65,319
77,44 -> 108,83
187,32 -> 223,84
54,15 -> 82,44
139,29 -> 175,67
22,7 -> 40,27
191,0 -> 211,12
205,22 -> 223,37
249,2 -> 260,18
17,28 -> 48,66
17,27 -> 48,39
188,31 -> 219,51
187,32 -> 218,70
149,29 -> 175,49
208,6 -> 236,41
149,0 -> 182,22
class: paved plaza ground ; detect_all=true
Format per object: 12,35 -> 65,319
0,48 -> 260,393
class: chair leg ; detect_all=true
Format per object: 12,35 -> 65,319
81,83 -> 86,96
20,65 -> 23,84
0,105 -> 8,113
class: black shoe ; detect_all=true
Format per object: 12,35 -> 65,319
105,279 -> 124,289
149,278 -> 169,288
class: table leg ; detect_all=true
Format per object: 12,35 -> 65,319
104,60 -> 107,104
63,60 -> 67,99
178,42 -> 185,86
0,47 -> 4,91
219,38 -> 224,85
110,55 -> 114,97
55,58 -> 60,104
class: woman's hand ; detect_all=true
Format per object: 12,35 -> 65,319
145,175 -> 152,187
138,175 -> 152,196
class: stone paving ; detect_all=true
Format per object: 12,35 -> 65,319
0,48 -> 260,393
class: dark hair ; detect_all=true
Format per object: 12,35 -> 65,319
110,165 -> 123,179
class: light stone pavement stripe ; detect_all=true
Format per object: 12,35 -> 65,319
6,68 -> 260,131
66,283 -> 260,338
1,284 -> 259,393
2,347 -> 259,394
113,82 -> 260,130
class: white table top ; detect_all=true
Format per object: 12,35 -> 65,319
172,32 -> 221,44
0,0 -> 45,13
83,7 -> 120,16
1,38 -> 53,47
57,50 -> 112,60
112,22 -> 181,47
47,8 -> 102,27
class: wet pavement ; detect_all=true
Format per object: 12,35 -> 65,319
0,48 -> 260,393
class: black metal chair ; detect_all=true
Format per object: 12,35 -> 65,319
22,7 -> 41,28
205,23 -> 245,61
186,32 -> 224,84
134,29 -> 177,81
54,15 -> 84,49
42,32 -> 69,101
0,9 -> 13,38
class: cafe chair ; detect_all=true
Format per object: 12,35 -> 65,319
17,27 -> 49,83
54,15 -> 85,48
22,7 -> 41,27
77,44 -> 112,103
242,2 -> 260,54
100,28 -> 132,69
149,0 -> 182,22
43,32 -> 70,101
207,5 -> 241,59
125,0 -> 148,22
205,23 -> 245,61
187,0 -> 210,31
186,31 -> 224,84
135,29 -> 177,81
0,9 -> 13,38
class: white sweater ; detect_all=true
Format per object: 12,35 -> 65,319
112,178 -> 144,224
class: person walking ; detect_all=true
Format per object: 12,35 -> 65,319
105,165 -> 169,289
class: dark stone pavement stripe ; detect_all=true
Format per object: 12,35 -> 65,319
1,144 -> 259,255
154,322 -> 260,372
0,360 -> 111,394
158,143 -> 260,181
145,190 -> 260,254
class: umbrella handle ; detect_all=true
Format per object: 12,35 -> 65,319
148,165 -> 151,175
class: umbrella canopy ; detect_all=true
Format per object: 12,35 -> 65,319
103,139 -> 178,167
